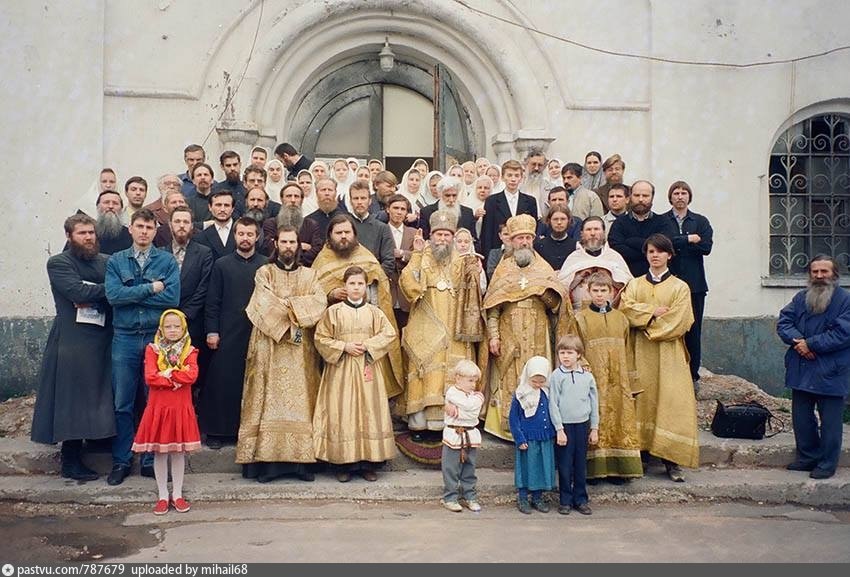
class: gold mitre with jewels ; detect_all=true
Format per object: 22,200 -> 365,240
429,209 -> 458,233
506,213 -> 537,238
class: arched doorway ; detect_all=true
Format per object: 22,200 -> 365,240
288,58 -> 476,172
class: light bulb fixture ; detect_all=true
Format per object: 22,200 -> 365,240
379,37 -> 395,72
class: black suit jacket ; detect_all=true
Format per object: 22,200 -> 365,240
195,222 -> 236,262
480,191 -> 538,255
163,240 -> 214,334
419,202 -> 479,247
663,209 -> 714,294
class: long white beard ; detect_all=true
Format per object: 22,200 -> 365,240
432,243 -> 453,264
514,247 -> 534,268
96,211 -> 123,239
806,278 -> 837,314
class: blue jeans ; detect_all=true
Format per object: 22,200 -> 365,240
111,330 -> 155,467
791,389 -> 845,473
555,421 -> 589,507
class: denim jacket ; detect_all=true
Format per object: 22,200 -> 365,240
105,246 -> 180,334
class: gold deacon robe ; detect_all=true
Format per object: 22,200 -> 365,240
619,274 -> 698,468
236,264 -> 328,465
312,301 -> 398,464
482,253 -> 575,440
575,306 -> 643,478
312,244 -> 404,398
399,248 -> 487,429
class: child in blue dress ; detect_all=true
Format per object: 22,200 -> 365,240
509,355 -> 557,514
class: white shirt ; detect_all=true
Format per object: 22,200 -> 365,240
649,268 -> 670,282
504,190 -> 519,216
442,386 -> 484,449
215,219 -> 232,246
388,222 -> 404,250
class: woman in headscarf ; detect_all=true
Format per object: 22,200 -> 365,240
355,166 -> 372,193
462,175 -> 492,237
475,157 -> 491,177
331,158 -> 354,211
266,158 -> 286,203
581,151 -> 606,191
485,164 -> 505,194
411,158 -> 429,177
310,160 -> 329,183
461,161 -> 477,204
296,169 -> 319,215
346,157 -> 360,173
544,158 -> 563,199
400,168 -> 424,211
420,170 -> 443,208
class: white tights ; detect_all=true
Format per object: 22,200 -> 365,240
153,452 -> 186,501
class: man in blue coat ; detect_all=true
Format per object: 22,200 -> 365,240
777,255 -> 850,479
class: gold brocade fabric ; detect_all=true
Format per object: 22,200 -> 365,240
575,308 -> 643,478
236,265 -> 327,464
312,302 -> 398,464
482,254 -> 571,441
620,276 -> 699,468
312,244 -> 404,398
399,249 -> 486,422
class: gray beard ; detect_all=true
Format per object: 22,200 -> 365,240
582,238 -> 605,252
276,205 -> 303,229
432,243 -> 453,264
245,208 -> 265,223
806,278 -> 837,314
96,211 -> 123,240
514,247 -> 534,268
437,202 -> 460,221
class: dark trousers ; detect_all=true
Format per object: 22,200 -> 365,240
791,389 -> 845,473
685,292 -> 706,381
112,330 -> 156,467
554,421 -> 589,507
441,445 -> 478,503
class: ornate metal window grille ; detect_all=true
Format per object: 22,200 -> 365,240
769,113 -> 850,276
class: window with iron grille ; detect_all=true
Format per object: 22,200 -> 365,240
769,113 -> 850,277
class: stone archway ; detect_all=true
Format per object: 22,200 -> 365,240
209,0 -> 559,162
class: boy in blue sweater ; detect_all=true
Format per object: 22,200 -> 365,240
549,334 -> 599,515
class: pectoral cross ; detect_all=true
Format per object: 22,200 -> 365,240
519,276 -> 529,290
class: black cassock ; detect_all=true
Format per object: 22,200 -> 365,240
200,251 -> 266,436
31,251 -> 116,444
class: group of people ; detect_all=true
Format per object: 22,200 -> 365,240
31,141 -> 848,515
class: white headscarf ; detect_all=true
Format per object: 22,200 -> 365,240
400,168 -> 425,210
421,170 -> 443,207
296,169 -> 318,215
515,356 -> 552,418
265,158 -> 286,202
486,165 -> 505,194
331,158 -> 354,211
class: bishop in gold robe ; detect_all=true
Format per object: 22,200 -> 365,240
399,210 -> 487,434
619,233 -> 698,479
236,227 -> 328,482
482,214 -> 574,441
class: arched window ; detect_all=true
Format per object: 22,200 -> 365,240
769,113 -> 850,276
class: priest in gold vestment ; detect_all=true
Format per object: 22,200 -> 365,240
399,210 -> 487,437
311,214 -> 404,399
236,227 -> 328,483
619,233 -> 698,481
483,214 -> 574,441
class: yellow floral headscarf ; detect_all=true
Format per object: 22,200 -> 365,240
153,309 -> 192,371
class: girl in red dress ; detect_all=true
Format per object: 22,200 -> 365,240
132,309 -> 201,515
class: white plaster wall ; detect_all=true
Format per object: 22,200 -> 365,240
0,0 -> 105,317
4,0 -> 849,320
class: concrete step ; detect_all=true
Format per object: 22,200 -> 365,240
1,467 -> 848,508
4,428 -> 849,476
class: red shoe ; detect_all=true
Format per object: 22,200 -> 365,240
171,497 -> 191,513
153,499 -> 169,515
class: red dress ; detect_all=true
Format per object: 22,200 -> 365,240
132,345 -> 202,453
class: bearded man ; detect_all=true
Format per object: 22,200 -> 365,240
559,216 -> 632,311
237,226 -> 328,483
400,210 -> 487,439
522,148 -> 547,215
482,214 -> 573,440
262,182 -> 322,262
31,215 -> 116,482
312,214 -> 404,398
777,255 -> 850,480
92,190 -> 132,254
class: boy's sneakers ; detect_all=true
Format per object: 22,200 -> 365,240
153,499 -> 169,516
441,499 -> 463,512
517,499 -> 532,515
462,500 -> 482,512
171,497 -> 191,513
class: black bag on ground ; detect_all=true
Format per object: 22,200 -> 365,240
710,400 -> 782,440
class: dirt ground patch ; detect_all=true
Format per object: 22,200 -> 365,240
0,501 -> 158,563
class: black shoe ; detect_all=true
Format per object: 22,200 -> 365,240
607,476 -> 629,485
786,460 -> 817,472
574,503 -> 593,515
810,468 -> 835,480
206,436 -> 223,450
106,464 -> 132,486
140,464 -> 155,478
517,499 -> 532,515
297,471 -> 316,482
61,461 -> 99,482
558,505 -> 571,515
531,498 -> 550,513
410,431 -> 425,443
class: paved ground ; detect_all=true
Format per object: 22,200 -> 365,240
2,500 -> 849,563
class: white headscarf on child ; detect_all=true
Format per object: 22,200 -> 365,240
515,356 -> 551,418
